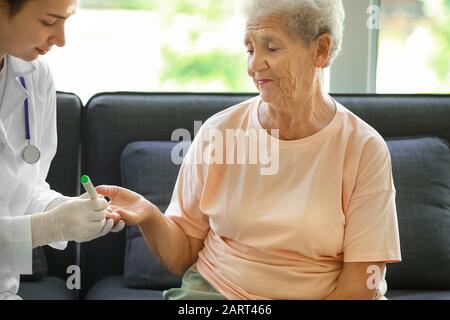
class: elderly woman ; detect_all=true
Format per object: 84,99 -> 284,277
98,0 -> 401,300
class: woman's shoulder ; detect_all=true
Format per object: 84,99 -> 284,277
338,102 -> 389,153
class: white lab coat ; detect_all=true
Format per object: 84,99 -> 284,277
0,55 -> 67,296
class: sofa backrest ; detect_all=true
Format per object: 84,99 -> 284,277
81,93 -> 450,296
334,94 -> 450,143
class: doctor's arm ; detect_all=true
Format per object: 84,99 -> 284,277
30,197 -> 115,248
0,70 -> 63,275
0,216 -> 35,275
0,197 -> 113,275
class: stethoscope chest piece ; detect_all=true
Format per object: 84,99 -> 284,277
22,143 -> 41,164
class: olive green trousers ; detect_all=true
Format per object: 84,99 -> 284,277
163,266 -> 226,300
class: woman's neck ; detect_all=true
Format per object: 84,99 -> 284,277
259,91 -> 336,141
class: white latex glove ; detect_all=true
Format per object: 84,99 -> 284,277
31,197 -> 114,247
0,293 -> 22,300
80,192 -> 125,233
45,196 -> 72,211
78,192 -> 93,200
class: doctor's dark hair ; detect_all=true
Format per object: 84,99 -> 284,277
4,0 -> 28,16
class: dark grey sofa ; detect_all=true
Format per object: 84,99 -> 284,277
16,92 -> 450,300
80,93 -> 450,300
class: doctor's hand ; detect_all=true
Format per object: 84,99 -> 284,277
31,198 -> 115,247
96,185 -> 158,226
49,198 -> 113,242
79,192 -> 125,233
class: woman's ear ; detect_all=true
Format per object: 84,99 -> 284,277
314,33 -> 332,68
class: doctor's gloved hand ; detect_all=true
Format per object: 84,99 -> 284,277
31,198 -> 115,247
79,192 -> 125,233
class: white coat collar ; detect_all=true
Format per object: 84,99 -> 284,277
8,55 -> 37,77
0,55 -> 36,121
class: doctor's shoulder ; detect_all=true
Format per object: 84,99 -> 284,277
32,57 -> 55,91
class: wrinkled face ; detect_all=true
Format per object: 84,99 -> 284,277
245,14 -> 318,106
0,0 -> 77,61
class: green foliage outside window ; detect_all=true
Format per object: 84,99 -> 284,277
81,0 -> 157,10
80,0 -> 253,92
160,48 -> 249,91
429,0 -> 450,83
157,1 -> 253,92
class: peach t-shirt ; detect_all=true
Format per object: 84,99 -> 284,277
165,96 -> 401,300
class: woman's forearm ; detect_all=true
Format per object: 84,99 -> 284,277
326,262 -> 385,300
138,205 -> 197,276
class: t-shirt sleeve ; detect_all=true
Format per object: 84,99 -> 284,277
165,126 -> 210,240
343,136 -> 402,263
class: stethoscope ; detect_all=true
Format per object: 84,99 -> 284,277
18,76 -> 41,164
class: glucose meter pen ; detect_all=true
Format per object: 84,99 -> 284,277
81,175 -> 98,199
81,175 -> 119,223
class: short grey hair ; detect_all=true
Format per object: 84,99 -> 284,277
242,0 -> 345,67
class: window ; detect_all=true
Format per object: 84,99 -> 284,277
376,0 -> 450,93
47,0 -> 255,103
48,0 -> 450,101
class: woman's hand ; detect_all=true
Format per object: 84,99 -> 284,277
96,185 -> 156,226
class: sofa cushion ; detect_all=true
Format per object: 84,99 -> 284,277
387,289 -> 450,300
385,136 -> 450,290
20,247 -> 48,282
120,141 -> 188,290
85,276 -> 163,300
18,276 -> 77,300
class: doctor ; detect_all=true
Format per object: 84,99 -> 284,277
0,0 -> 123,300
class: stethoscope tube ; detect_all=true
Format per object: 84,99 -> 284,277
19,77 -> 31,141
18,76 -> 40,164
